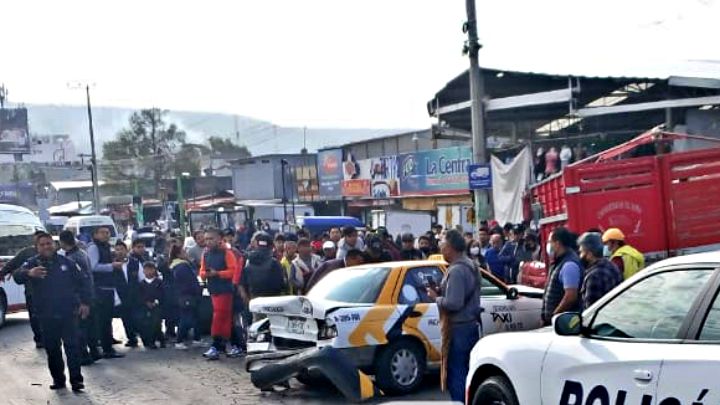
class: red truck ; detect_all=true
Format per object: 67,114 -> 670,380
523,130 -> 720,287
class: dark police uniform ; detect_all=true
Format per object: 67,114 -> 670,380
1,245 -> 43,345
14,253 -> 92,388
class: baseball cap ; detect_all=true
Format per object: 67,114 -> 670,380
322,241 -> 336,250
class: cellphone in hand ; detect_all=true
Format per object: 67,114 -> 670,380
424,275 -> 437,289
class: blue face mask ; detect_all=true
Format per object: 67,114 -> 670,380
603,245 -> 611,258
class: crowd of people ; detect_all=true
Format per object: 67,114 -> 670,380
0,217 -> 645,400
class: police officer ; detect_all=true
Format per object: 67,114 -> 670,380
0,230 -> 46,348
13,232 -> 92,391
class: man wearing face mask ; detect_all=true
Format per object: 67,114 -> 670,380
418,235 -> 434,258
400,233 -> 424,260
578,232 -> 622,309
467,241 -> 487,270
541,227 -> 582,326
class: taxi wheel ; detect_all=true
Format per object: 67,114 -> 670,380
471,375 -> 519,405
375,340 -> 426,395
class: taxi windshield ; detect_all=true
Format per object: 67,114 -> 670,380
308,266 -> 391,304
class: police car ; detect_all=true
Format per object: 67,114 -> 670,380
247,260 -> 544,395
465,251 -> 720,405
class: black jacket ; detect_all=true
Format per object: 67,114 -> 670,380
241,248 -> 286,297
14,253 -> 92,318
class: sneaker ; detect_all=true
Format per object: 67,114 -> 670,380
175,343 -> 189,350
227,346 -> 244,358
203,347 -> 220,360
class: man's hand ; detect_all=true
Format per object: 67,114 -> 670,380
78,304 -> 90,319
112,262 -> 124,270
28,267 -> 48,279
426,286 -> 439,300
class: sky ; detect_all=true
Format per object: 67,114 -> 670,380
2,0 -> 720,129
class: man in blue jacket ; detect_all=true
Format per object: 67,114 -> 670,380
14,232 -> 92,392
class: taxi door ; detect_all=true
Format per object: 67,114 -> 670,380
396,265 -> 445,363
655,268 -> 720,404
541,268 -> 715,405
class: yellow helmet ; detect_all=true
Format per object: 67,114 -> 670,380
602,228 -> 625,243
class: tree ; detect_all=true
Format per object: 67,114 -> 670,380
207,136 -> 251,158
102,108 -> 199,195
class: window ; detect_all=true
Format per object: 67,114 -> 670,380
699,289 -> 720,341
399,266 -> 444,304
590,270 -> 713,340
308,267 -> 390,304
480,273 -> 505,297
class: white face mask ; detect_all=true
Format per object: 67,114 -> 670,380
546,242 -> 554,257
469,246 -> 481,256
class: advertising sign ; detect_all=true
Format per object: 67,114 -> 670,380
317,149 -> 344,199
468,163 -> 492,190
398,147 -> 472,196
342,179 -> 371,197
0,108 -> 31,154
342,153 -> 399,198
292,164 -> 319,202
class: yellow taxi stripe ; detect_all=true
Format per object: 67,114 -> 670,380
348,306 -> 396,346
401,304 -> 443,362
358,370 -> 375,399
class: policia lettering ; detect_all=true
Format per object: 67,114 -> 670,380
559,381 -> 710,405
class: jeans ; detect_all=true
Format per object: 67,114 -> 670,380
41,315 -> 83,385
177,305 -> 197,343
447,323 -> 480,403
140,306 -> 164,347
77,307 -> 99,359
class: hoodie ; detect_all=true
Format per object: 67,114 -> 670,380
241,248 -> 286,297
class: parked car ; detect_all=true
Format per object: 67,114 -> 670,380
0,204 -> 45,328
466,251 -> 720,405
246,259 -> 544,395
64,215 -> 119,246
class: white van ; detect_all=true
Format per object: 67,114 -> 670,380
64,215 -> 119,246
0,204 -> 45,327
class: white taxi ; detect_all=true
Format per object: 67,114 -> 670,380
247,260 -> 544,395
466,251 -> 720,405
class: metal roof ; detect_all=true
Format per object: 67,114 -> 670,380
428,67 -> 720,138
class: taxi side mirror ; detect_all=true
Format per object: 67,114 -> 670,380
506,287 -> 519,300
554,312 -> 582,336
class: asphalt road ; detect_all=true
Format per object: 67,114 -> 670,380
0,313 -> 451,405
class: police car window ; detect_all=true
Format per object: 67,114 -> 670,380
480,273 -> 504,296
699,289 -> 720,341
590,270 -> 713,340
399,267 -> 443,304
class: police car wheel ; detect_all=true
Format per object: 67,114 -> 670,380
471,375 -> 519,405
375,340 -> 426,395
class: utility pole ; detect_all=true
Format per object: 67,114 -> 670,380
280,159 -> 288,228
85,85 -> 101,214
465,0 -> 490,225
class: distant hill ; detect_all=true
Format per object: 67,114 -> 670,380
23,105 -> 412,157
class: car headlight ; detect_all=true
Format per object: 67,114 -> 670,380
318,318 -> 338,340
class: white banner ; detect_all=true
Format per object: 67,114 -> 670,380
491,147 -> 532,225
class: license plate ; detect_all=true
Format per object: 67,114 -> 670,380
287,318 -> 305,334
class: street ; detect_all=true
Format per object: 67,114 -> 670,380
0,313 -> 449,405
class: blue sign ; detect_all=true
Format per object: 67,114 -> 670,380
398,147 -> 472,196
468,163 -> 492,190
317,149 -> 344,199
